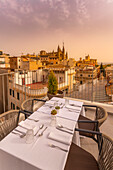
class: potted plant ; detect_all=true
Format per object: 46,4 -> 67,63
47,70 -> 63,99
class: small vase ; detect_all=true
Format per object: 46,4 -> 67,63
50,115 -> 57,127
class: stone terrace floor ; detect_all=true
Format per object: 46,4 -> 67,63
80,109 -> 113,159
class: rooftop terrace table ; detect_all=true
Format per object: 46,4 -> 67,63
0,97 -> 83,170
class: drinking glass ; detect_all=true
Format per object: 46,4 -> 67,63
54,101 -> 58,108
65,99 -> 69,106
50,115 -> 57,127
26,129 -> 34,144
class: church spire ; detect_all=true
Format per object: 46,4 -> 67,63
57,45 -> 60,52
62,42 -> 65,53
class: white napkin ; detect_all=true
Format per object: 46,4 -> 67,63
65,105 -> 81,111
38,106 -> 52,114
48,132 -> 72,145
19,121 -> 38,135
45,100 -> 55,106
69,100 -> 83,107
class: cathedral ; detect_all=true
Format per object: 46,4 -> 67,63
39,45 -> 68,65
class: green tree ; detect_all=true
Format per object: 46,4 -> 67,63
48,70 -> 58,95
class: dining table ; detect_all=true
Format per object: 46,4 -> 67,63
0,97 -> 84,170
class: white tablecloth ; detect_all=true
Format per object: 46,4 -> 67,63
0,97 -> 83,170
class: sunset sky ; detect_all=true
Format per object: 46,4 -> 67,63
0,0 -> 113,63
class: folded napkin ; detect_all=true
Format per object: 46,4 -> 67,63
65,105 -> 81,111
45,100 -> 55,106
69,100 -> 83,107
19,121 -> 38,135
48,132 -> 72,145
38,106 -> 52,114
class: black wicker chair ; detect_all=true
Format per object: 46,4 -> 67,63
65,130 -> 113,170
21,97 -> 47,116
78,105 -> 108,141
0,110 -> 30,141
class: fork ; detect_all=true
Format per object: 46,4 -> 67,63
38,127 -> 48,137
49,144 -> 68,152
27,118 -> 39,122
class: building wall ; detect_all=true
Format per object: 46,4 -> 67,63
0,69 -> 8,114
0,54 -> 10,68
10,57 -> 18,70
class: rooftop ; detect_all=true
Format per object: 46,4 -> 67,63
26,82 -> 48,90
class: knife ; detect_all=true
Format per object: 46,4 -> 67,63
56,127 -> 73,135
14,129 -> 26,135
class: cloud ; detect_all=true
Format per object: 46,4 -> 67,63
0,0 -> 113,32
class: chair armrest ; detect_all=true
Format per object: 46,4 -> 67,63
75,128 -> 101,135
78,120 -> 98,123
75,128 -> 102,151
19,110 -> 31,121
16,110 -> 31,126
83,105 -> 97,108
19,110 -> 31,116
23,110 -> 33,114
33,99 -> 46,102
78,120 -> 99,131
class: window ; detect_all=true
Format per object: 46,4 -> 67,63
80,81 -> 82,84
17,92 -> 20,100
13,103 -> 15,110
59,77 -> 63,83
16,106 -> 20,110
10,89 -> 12,95
80,74 -> 82,76
13,90 -> 14,97
88,75 -> 90,77
11,102 -> 15,110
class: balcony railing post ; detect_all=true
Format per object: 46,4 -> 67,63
24,71 -> 26,100
2,75 -> 5,112
91,68 -> 94,102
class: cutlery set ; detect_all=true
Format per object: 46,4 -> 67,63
34,124 -> 44,136
12,124 -> 47,138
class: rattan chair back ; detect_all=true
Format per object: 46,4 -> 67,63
84,105 -> 108,127
21,98 -> 33,112
21,97 -> 48,113
98,134 -> 113,170
95,106 -> 108,127
0,110 -> 19,141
